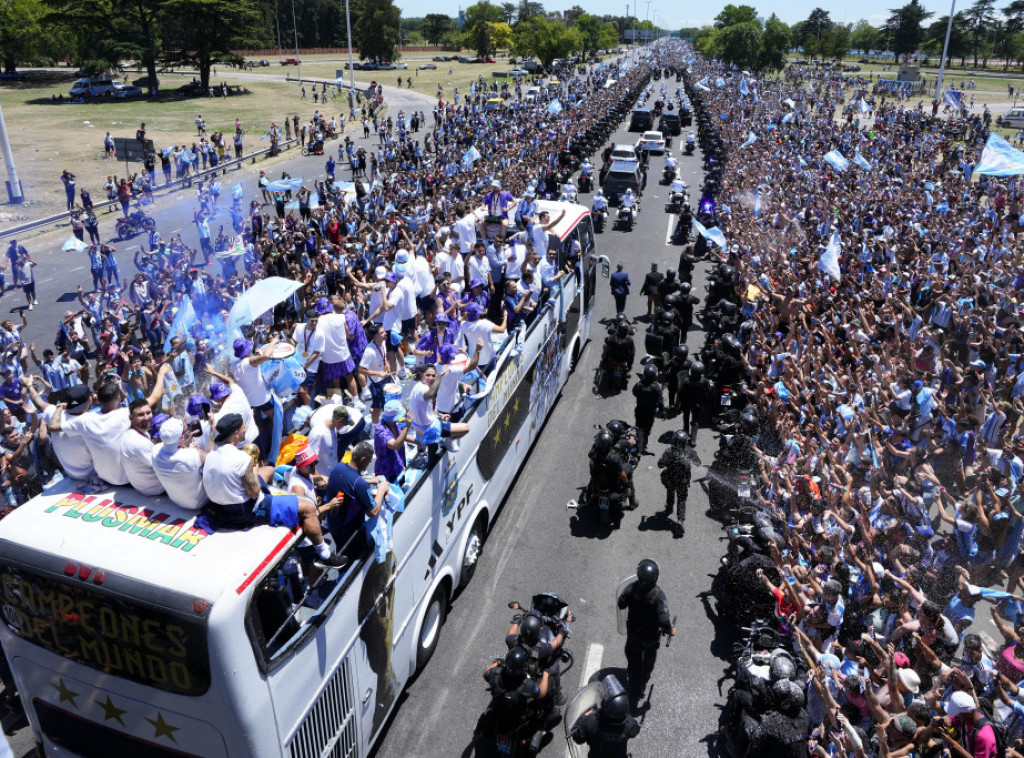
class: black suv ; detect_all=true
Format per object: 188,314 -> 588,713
629,108 -> 653,131
659,112 -> 680,145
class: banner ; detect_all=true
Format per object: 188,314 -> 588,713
819,231 -> 841,281
975,133 -> 1024,177
823,150 -> 849,172
692,218 -> 727,248
163,297 -> 197,352
852,152 -> 872,171
740,131 -> 757,149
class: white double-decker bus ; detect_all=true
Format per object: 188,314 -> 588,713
0,199 -> 599,758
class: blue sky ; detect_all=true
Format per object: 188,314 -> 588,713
397,0 -> 958,31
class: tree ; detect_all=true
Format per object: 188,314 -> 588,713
355,0 -> 401,62
885,0 -> 931,60
517,1 -> 544,24
718,20 -> 761,69
801,7 -> 832,57
500,2 -> 517,24
598,22 -> 619,50
423,13 -> 453,45
565,4 -> 585,25
575,13 -> 602,53
758,14 -> 791,72
924,13 -> 970,65
714,4 -> 757,29
822,22 -> 851,60
964,0 -> 996,66
0,0 -> 54,72
849,20 -> 883,52
514,16 -> 581,68
694,26 -> 721,58
161,0 -> 260,89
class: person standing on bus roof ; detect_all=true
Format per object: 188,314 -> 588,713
47,364 -> 172,487
24,381 -> 94,482
200,414 -> 347,567
325,441 -> 386,560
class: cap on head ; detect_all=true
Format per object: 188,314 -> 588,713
233,338 -> 253,358
209,381 -> 232,402
294,446 -> 318,468
381,400 -> 405,422
159,417 -> 184,448
214,413 -> 244,443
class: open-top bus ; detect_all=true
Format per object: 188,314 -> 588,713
0,199 -> 599,758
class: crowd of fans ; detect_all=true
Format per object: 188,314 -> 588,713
683,45 -> 1024,758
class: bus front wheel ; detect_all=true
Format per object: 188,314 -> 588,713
416,586 -> 448,671
460,516 -> 487,588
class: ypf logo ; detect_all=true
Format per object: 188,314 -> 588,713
441,473 -> 459,518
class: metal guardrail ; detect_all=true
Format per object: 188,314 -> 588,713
1,137 -> 300,239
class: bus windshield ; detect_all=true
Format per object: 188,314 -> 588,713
0,563 -> 210,697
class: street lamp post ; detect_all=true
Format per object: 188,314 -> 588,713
935,0 -> 956,101
0,96 -> 23,204
643,0 -> 652,49
291,0 -> 301,81
343,0 -> 357,115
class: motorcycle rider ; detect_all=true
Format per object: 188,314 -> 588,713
663,152 -> 678,180
658,430 -> 699,536
669,176 -> 687,205
742,679 -> 810,758
506,610 -> 570,706
567,679 -> 641,757
684,132 -> 695,154
619,189 -> 637,225
480,647 -> 550,742
674,203 -> 692,244
588,430 -> 629,508
617,560 -> 675,707
562,177 -> 578,204
632,363 -> 662,454
580,158 -> 595,191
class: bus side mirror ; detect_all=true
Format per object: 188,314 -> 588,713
601,260 -> 610,279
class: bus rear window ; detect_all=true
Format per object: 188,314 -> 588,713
0,564 -> 210,696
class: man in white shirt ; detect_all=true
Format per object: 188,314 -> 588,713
434,240 -> 465,294
120,399 -> 164,496
48,365 -> 171,487
530,209 -> 566,260
204,371 -> 259,448
517,268 -> 542,310
359,324 -> 391,423
230,336 -> 278,457
393,263 -> 418,349
408,364 -> 472,454
291,310 -> 325,400
317,297 -> 356,400
467,242 -> 492,291
25,382 -> 94,481
452,203 -> 479,256
199,414 -> 346,567
434,341 -> 483,416
408,248 -> 436,326
306,405 -> 364,477
458,302 -> 507,370
152,417 -> 209,510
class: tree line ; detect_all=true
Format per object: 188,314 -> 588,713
697,1 -> 1024,74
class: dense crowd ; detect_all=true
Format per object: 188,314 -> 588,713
681,45 -> 1024,758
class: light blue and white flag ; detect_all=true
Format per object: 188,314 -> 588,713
782,112 -> 794,124
692,218 -> 727,248
852,152 -> 872,171
823,150 -> 849,172
547,99 -> 562,114
163,297 -> 197,352
859,98 -> 871,114
738,77 -> 749,96
819,231 -> 842,281
753,191 -> 762,219
740,131 -> 757,149
715,77 -> 725,87
462,145 -> 482,169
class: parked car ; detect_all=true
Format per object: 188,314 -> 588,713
998,108 -> 1024,128
69,77 -> 117,98
508,68 -> 527,77
111,82 -> 143,99
281,58 -> 300,65
484,97 -> 504,112
419,63 -> 438,70
524,86 -> 542,103
433,55 -> 452,62
629,108 -> 653,131
131,75 -> 160,89
394,63 -> 409,70
257,59 -> 270,67
177,81 -> 207,98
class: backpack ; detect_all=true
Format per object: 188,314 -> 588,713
975,704 -> 1008,758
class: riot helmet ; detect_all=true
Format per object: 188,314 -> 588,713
636,559 -> 660,587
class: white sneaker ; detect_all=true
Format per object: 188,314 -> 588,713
27,303 -> 32,310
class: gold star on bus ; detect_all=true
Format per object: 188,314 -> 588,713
513,397 -> 520,413
504,413 -> 511,428
97,695 -> 127,726
50,678 -> 79,708
493,427 -> 501,444
146,713 -> 179,742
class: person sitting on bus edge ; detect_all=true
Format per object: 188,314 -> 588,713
120,399 -> 165,496
152,417 -> 210,511
457,303 -> 505,374
24,381 -> 94,483
374,401 -> 411,484
307,404 -> 365,479
537,246 -> 566,301
231,336 -> 277,458
200,413 -> 347,567
47,363 -> 172,487
502,278 -> 535,330
324,441 -> 386,561
408,363 -> 473,458
287,445 -> 345,595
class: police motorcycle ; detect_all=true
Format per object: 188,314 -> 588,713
707,407 -> 760,520
561,178 -> 579,205
579,159 -> 595,193
481,594 -> 576,756
616,190 -> 638,231
662,153 -> 679,183
683,132 -> 696,156
564,675 -> 638,758
668,178 -> 688,211
591,190 -> 609,233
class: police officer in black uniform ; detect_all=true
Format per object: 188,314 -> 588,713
658,430 -> 699,536
568,685 -> 640,757
664,344 -> 689,412
677,245 -> 696,284
656,267 -> 681,305
617,560 -> 675,707
588,430 -> 630,503
602,321 -> 636,376
632,364 -> 662,454
651,311 -> 680,358
743,680 -> 810,758
480,647 -> 549,740
679,360 -> 709,435
506,611 -> 569,705
677,282 -> 699,335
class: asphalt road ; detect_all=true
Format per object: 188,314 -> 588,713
8,85 -> 736,758
369,94 -> 731,758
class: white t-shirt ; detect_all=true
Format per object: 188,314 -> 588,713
62,407 -> 130,485
153,443 -> 208,510
306,422 -> 338,477
292,322 -> 326,373
453,213 -> 478,255
435,250 -> 465,290
435,364 -> 468,414
359,342 -> 388,384
505,244 -> 527,280
202,444 -> 251,505
460,319 -> 498,364
212,385 -> 258,446
410,254 -> 434,297
286,468 -> 315,499
42,405 -> 94,480
381,288 -> 401,331
468,254 -> 491,285
395,278 -> 417,320
232,357 -> 271,408
408,382 -> 436,428
317,312 -> 351,363
531,224 -> 551,255
120,429 -> 164,496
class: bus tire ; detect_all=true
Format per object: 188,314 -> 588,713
459,515 -> 487,588
570,340 -> 581,373
416,585 -> 448,671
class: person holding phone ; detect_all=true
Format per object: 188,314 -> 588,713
152,417 -> 211,511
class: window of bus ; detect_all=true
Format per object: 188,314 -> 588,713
0,562 -> 211,696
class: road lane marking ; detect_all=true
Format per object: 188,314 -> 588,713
564,642 -> 605,758
665,214 -> 675,246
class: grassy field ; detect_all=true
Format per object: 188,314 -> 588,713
0,54 -> 578,222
